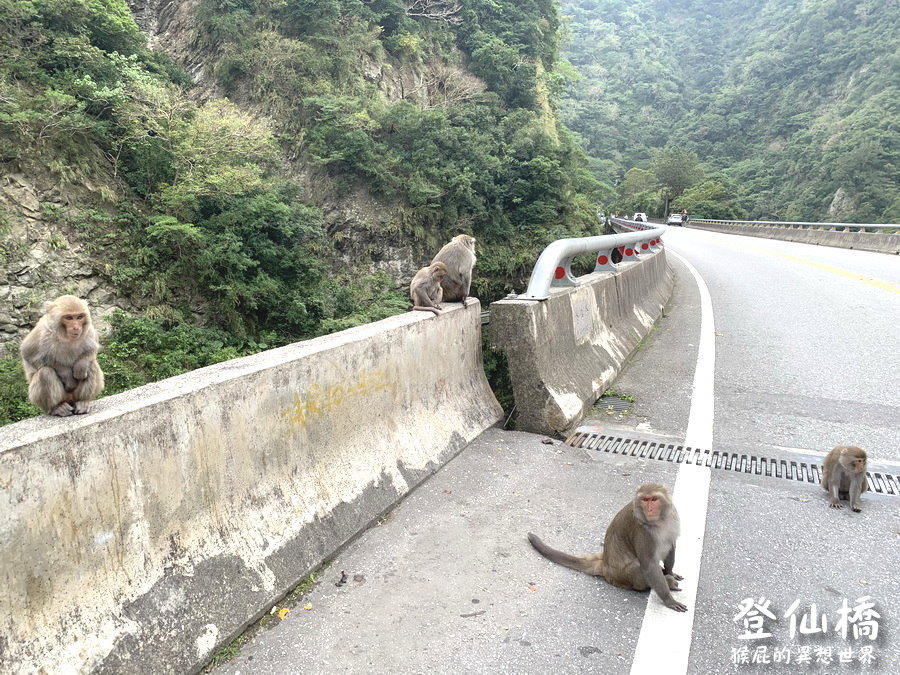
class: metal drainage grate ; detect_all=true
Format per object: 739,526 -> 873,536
564,428 -> 900,497
592,396 -> 634,413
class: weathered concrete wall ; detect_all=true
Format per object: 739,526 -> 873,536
0,303 -> 502,674
490,248 -> 673,435
686,221 -> 899,254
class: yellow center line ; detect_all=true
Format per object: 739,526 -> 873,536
730,242 -> 900,294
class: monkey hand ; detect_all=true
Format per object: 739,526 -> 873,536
73,361 -> 91,380
829,500 -> 843,509
665,597 -> 688,612
851,504 -> 862,513
50,402 -> 74,417
73,400 -> 92,415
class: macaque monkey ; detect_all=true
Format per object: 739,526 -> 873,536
409,261 -> 448,315
821,445 -> 868,512
431,234 -> 476,307
20,295 -> 105,417
528,483 -> 687,612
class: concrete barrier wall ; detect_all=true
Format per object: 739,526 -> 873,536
0,304 -> 502,674
489,248 -> 673,435
686,221 -> 900,254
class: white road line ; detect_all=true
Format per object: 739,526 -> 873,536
630,250 -> 714,675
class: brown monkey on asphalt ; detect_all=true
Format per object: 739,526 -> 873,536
821,445 -> 868,512
431,234 -> 476,307
409,261 -> 448,315
20,295 -> 105,416
528,482 -> 687,612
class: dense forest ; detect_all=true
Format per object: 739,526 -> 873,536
561,0 -> 900,222
0,0 -> 603,423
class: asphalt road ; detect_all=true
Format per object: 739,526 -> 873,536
653,226 -> 900,460
214,228 -> 900,674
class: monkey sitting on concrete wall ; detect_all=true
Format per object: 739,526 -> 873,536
529,482 -> 687,612
20,295 -> 105,416
409,262 -> 448,316
431,234 -> 476,307
821,445 -> 868,512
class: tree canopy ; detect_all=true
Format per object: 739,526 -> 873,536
561,0 -> 900,222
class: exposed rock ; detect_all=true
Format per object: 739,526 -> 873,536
0,175 -> 141,342
827,187 -> 855,221
127,0 -> 220,92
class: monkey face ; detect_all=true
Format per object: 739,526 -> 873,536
60,313 -> 87,340
841,448 -> 867,473
640,494 -> 662,521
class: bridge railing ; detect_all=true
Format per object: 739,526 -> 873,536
518,225 -> 666,300
691,218 -> 899,232
490,228 -> 672,434
608,215 -> 658,232
685,218 -> 899,254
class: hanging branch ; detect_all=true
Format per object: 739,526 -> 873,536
406,0 -> 463,24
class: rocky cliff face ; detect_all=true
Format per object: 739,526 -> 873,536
0,2 -> 371,341
0,174 -> 140,342
0,4 -> 198,342
125,0 -> 456,266
127,0 -> 220,91
0,1 -> 491,342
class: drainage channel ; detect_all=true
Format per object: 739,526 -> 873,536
565,427 -> 900,497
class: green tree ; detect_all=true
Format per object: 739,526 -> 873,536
650,145 -> 703,215
674,179 -> 746,220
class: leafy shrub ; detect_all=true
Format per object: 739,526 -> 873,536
0,350 -> 41,426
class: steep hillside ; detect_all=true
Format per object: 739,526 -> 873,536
561,0 -> 900,222
0,0 -> 602,423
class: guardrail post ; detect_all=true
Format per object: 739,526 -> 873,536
593,250 -> 617,272
621,244 -> 640,260
551,259 -> 578,288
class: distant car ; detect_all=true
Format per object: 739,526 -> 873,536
632,212 -> 647,222
666,213 -> 683,226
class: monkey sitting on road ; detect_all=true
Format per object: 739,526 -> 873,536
20,295 -> 105,416
431,234 -> 476,307
821,445 -> 868,512
529,482 -> 687,612
409,261 -> 448,316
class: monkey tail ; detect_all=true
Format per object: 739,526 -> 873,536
527,533 -> 604,576
412,306 -> 441,315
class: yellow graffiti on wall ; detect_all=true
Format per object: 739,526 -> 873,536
282,368 -> 398,431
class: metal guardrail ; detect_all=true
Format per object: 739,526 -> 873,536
608,216 -> 658,232
691,218 -> 899,232
518,222 -> 666,300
